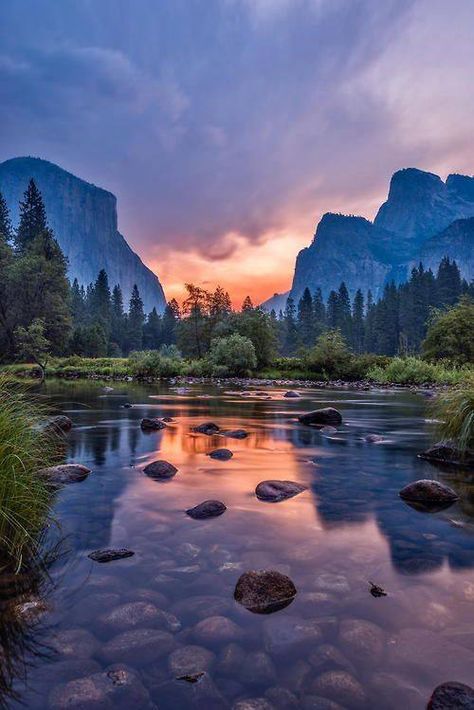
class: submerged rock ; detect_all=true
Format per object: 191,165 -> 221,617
320,425 -> 338,435
418,441 -> 474,468
143,460 -> 178,480
44,415 -> 73,435
88,548 -> 134,563
37,463 -> 91,485
168,645 -> 215,677
193,615 -> 243,645
49,666 -> 151,710
101,628 -> 174,665
338,618 -> 385,666
311,671 -> 367,709
223,429 -> 249,439
428,681 -> 474,709
98,601 -> 179,634
49,629 -> 99,660
162,416 -> 174,422
298,408 -> 342,427
283,391 -> 301,398
122,403 -> 132,409
363,434 -> 386,443
256,480 -> 307,502
263,615 -> 322,657
186,500 -> 227,519
234,570 -> 297,614
399,479 -> 459,504
208,448 -> 233,461
233,699 -> 275,710
140,417 -> 166,431
193,422 -> 220,435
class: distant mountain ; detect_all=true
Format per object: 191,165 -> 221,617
0,157 -> 166,313
262,167 -> 474,311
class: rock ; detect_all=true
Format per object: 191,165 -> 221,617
176,542 -> 201,561
217,643 -> 246,676
98,601 -> 180,634
234,570 -> 297,614
208,448 -> 233,461
12,597 -> 49,624
101,628 -> 174,665
193,422 -> 220,435
143,460 -> 178,480
428,681 -> 474,709
171,595 -> 231,622
102,386 -> 114,392
308,644 -> 355,674
298,408 -> 342,427
45,415 -> 73,434
88,548 -> 134,563
186,500 -> 227,519
314,572 -> 350,595
123,403 -> 132,408
49,666 -> 151,710
311,671 -> 367,709
418,441 -> 474,468
162,416 -> 174,422
338,618 -> 385,666
399,479 -> 459,503
320,426 -> 338,435
263,615 -> 322,657
282,660 -> 312,694
301,696 -> 345,709
193,616 -> 243,646
222,429 -> 248,439
255,480 -> 307,502
240,651 -> 276,687
368,672 -> 424,710
265,686 -> 299,708
49,629 -> 99,659
283,391 -> 300,398
233,700 -> 275,710
158,672 -> 227,709
39,660 -> 102,686
363,434 -> 385,443
37,463 -> 91,485
140,417 -> 166,431
168,645 -> 215,677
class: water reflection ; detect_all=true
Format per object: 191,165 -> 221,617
4,381 -> 474,708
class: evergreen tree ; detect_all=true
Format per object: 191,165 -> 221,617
436,257 -> 462,307
336,282 -> 352,343
0,199 -> 15,355
326,290 -> 339,329
283,297 -> 298,354
71,278 -> 86,324
0,191 -> 12,243
313,288 -> 326,338
126,284 -> 145,353
111,284 -> 126,352
16,179 -> 48,252
364,290 -> 375,352
143,307 -> 162,349
162,299 -> 180,345
91,269 -> 111,335
352,289 -> 364,353
297,287 -> 314,347
242,296 -> 254,311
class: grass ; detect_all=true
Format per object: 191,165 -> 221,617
431,386 -> 474,454
366,356 -> 474,385
0,376 -> 59,572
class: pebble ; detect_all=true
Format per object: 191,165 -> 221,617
263,615 -> 322,658
338,618 -> 385,666
49,666 -> 152,710
208,448 -> 234,461
49,629 -> 99,659
143,460 -> 178,479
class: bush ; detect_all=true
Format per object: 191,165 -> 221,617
367,356 -> 472,385
207,334 -> 257,376
303,330 -> 352,378
128,347 -> 185,378
0,377 -> 58,570
423,297 -> 474,364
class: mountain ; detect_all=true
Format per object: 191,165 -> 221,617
262,167 -> 474,311
0,157 -> 166,313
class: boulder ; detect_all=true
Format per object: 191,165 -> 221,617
186,500 -> 227,519
283,391 -> 300,398
193,422 -> 220,435
363,434 -> 386,443
162,416 -> 174,422
418,441 -> 474,468
298,408 -> 342,427
98,602 -> 179,635
255,480 -> 307,502
193,616 -> 243,645
234,570 -> 297,614
208,448 -> 233,461
338,618 -> 385,666
223,429 -> 249,439
263,615 -> 322,657
88,548 -> 134,563
49,629 -> 99,659
311,671 -> 367,709
49,667 -> 151,710
428,681 -> 474,709
265,686 -> 299,708
143,460 -> 178,480
101,628 -> 174,665
399,479 -> 458,503
44,415 -> 73,434
37,463 -> 91,485
168,645 -> 215,677
140,417 -> 166,431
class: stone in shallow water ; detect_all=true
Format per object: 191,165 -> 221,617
234,569 -> 297,614
217,643 -> 246,676
283,390 -> 301,398
171,595 -> 232,622
186,500 -> 227,519
363,433 -> 386,443
263,616 -> 322,658
37,463 -> 91,485
240,651 -> 277,687
223,429 -> 249,439
301,696 -> 345,709
143,460 -> 178,480
98,601 -> 180,634
418,441 -> 474,468
338,618 -> 385,666
208,448 -> 233,461
265,686 -> 299,708
193,422 -> 220,435
320,426 -> 338,435
49,666 -> 151,710
193,616 -> 243,646
428,681 -> 474,709
399,479 -> 458,503
140,417 -> 167,431
311,671 -> 367,709
49,629 -> 99,659
168,645 -> 216,677
44,414 -> 73,434
88,548 -> 134,563
255,480 -> 307,502
308,644 -> 355,675
233,700 -> 275,710
101,628 -> 175,665
298,408 -> 342,427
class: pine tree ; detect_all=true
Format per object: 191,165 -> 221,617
162,299 -> 180,345
91,269 -> 111,335
297,287 -> 314,346
283,297 -> 298,354
143,307 -> 162,349
16,179 -> 48,252
71,278 -> 86,324
126,284 -> 145,353
0,195 -> 15,354
336,282 -> 352,343
312,288 -> 326,338
111,284 -> 126,352
0,191 -> 12,243
352,289 -> 364,353
326,290 -> 339,329
242,296 -> 254,311
364,290 -> 375,351
436,257 -> 462,307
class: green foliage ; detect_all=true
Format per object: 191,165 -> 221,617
128,347 -> 185,377
14,318 -> 51,376
367,356 -> 472,385
423,297 -> 474,364
0,377 -> 58,570
303,330 -> 352,378
207,334 -> 257,376
432,387 -> 474,454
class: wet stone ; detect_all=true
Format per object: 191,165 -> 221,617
428,681 -> 474,709
320,426 -> 338,435
338,618 -> 385,666
143,460 -> 178,480
298,408 -> 342,427
44,414 -> 73,434
311,670 -> 367,709
186,500 -> 227,519
223,429 -> 249,439
283,390 -> 300,398
208,448 -> 234,461
265,686 -> 299,708
49,666 -> 152,710
233,700 -> 275,710
37,463 -> 91,485
240,651 -> 277,687
98,601 -> 181,635
418,441 -> 474,468
301,697 -> 345,709
49,629 -> 99,659
263,615 -> 322,658
255,480 -> 307,502
363,433 -> 386,443
308,644 -> 355,675
140,417 -> 167,431
399,479 -> 459,503
193,422 -> 220,435
193,615 -> 243,646
171,595 -> 232,622
281,660 -> 312,694
234,569 -> 297,614
101,628 -> 175,665
217,643 -> 246,676
88,548 -> 134,563
168,645 -> 216,677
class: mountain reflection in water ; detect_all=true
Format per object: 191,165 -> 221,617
2,381 -> 474,709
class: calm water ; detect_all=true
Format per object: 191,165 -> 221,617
5,381 -> 474,709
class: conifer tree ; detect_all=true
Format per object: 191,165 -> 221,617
352,289 -> 364,353
297,287 -> 314,346
326,290 -> 339,329
126,284 -> 145,353
436,257 -> 462,307
111,284 -> 126,351
242,296 -> 254,311
91,269 -> 111,335
336,282 -> 352,343
313,287 -> 326,338
143,307 -> 162,349
16,179 -> 48,252
162,299 -> 180,345
283,296 -> 298,354
71,278 -> 86,324
0,191 -> 12,243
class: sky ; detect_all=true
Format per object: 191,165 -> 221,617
1,0 -> 474,306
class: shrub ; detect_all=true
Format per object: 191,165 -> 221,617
367,356 -> 472,385
207,334 -> 257,376
303,330 -> 352,378
423,297 -> 474,364
128,348 -> 184,378
0,377 -> 58,571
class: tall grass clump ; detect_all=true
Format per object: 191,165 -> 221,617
0,377 -> 58,572
367,356 -> 473,385
432,386 -> 474,455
